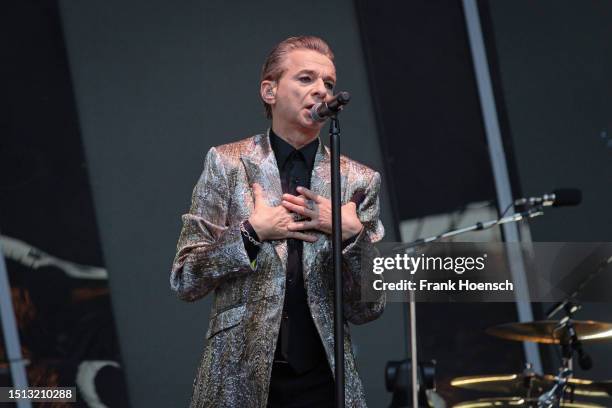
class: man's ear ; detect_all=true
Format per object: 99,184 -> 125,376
260,80 -> 277,105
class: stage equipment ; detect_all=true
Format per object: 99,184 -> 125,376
484,299 -> 609,406
389,190 -> 582,406
386,359 -> 437,407
452,369 -> 612,398
326,91 -> 351,408
513,189 -> 582,209
451,251 -> 612,407
452,397 -> 603,407
310,91 -> 351,122
486,321 -> 612,345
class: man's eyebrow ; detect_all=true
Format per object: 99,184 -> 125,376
296,69 -> 336,82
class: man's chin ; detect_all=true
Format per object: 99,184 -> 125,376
300,122 -> 325,134
301,115 -> 325,129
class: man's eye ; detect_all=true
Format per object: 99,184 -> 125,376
299,76 -> 311,83
325,82 -> 335,90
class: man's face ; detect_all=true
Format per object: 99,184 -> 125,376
267,49 -> 336,132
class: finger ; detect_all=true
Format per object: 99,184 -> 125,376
281,200 -> 316,218
289,231 -> 319,243
287,220 -> 318,231
281,193 -> 308,206
296,186 -> 320,203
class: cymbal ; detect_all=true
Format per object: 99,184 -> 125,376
486,320 -> 612,344
453,397 -> 604,407
451,373 -> 612,398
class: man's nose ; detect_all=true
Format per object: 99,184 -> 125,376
312,78 -> 329,100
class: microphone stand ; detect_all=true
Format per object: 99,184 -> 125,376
330,114 -> 345,408
395,205 -> 545,407
404,205 -> 544,249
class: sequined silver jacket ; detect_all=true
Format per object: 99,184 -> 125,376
170,132 -> 385,407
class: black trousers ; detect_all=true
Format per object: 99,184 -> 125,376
267,360 -> 335,408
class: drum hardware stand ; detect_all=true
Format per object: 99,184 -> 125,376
537,367 -> 572,408
522,362 -> 538,398
535,252 -> 612,407
538,300 -> 592,408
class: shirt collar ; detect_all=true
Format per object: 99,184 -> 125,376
269,128 -> 319,170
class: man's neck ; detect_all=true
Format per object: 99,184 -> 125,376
271,122 -> 319,150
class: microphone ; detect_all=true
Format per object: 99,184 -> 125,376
514,188 -> 582,208
310,91 -> 351,122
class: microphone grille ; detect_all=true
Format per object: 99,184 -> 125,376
553,188 -> 582,207
310,103 -> 324,122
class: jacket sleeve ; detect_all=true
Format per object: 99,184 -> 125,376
170,147 -> 253,302
340,171 -> 386,325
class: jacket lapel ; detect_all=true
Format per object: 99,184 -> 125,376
240,132 -> 287,270
310,142 -> 331,201
310,142 -> 348,199
303,142 -> 347,281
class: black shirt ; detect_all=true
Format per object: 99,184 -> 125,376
241,129 -> 326,374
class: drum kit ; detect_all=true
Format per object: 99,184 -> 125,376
397,198 -> 612,407
450,302 -> 612,407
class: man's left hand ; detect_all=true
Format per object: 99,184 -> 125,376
281,186 -> 363,241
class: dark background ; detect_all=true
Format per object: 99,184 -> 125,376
2,0 -> 610,406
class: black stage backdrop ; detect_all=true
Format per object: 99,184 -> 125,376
1,1 -> 129,406
355,0 -> 525,405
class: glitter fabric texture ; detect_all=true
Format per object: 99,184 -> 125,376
170,132 -> 385,407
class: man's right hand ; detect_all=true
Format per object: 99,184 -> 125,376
248,183 -> 318,243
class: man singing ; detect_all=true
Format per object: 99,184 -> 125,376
170,36 -> 385,408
